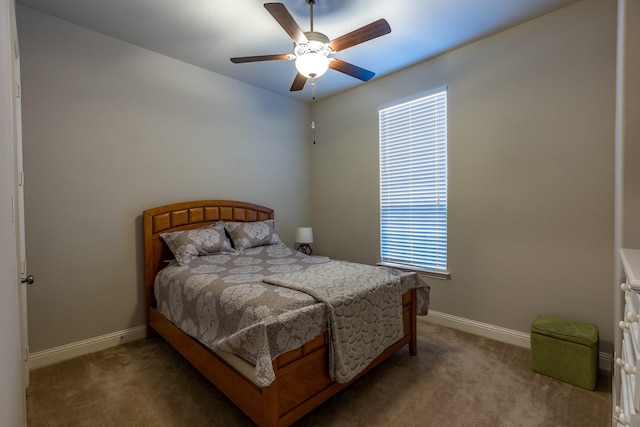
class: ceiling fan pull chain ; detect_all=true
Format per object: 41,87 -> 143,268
311,78 -> 317,144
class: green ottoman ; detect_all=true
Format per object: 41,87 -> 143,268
530,314 -> 599,390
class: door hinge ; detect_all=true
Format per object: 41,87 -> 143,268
16,82 -> 21,98
18,171 -> 24,186
24,346 -> 29,362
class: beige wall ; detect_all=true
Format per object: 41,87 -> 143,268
311,0 -> 617,347
17,6 -> 311,352
17,0 -> 621,356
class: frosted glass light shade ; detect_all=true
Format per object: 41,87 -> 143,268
295,227 -> 314,244
295,53 -> 329,78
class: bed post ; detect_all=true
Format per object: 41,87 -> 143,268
409,288 -> 417,355
143,210 -> 156,338
262,369 -> 279,427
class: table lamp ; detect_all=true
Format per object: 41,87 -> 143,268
295,227 -> 313,255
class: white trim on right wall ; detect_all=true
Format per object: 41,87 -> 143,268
422,310 -> 612,372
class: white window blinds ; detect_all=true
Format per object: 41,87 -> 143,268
379,88 -> 448,272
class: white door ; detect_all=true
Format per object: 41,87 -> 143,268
10,0 -> 30,404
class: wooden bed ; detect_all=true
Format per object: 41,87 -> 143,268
143,200 -> 419,427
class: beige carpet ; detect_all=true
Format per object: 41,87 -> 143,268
27,321 -> 611,427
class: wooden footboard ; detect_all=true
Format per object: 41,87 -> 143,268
143,200 -> 419,426
148,289 -> 417,427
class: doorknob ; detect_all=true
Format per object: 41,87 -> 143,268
21,275 -> 34,285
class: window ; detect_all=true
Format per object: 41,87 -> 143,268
379,87 -> 448,275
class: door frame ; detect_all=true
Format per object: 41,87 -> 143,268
9,0 -> 29,417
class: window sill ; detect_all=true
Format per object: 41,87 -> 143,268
377,262 -> 450,280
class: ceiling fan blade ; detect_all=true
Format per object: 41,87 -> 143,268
329,58 -> 375,82
329,19 -> 391,52
264,3 -> 308,45
230,54 -> 293,64
290,73 -> 307,91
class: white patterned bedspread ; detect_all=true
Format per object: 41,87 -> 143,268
264,261 -> 403,383
154,243 -> 429,386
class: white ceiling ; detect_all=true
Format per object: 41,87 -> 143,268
16,0 -> 581,103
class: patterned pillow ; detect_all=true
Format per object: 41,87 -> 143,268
160,221 -> 233,265
224,219 -> 281,250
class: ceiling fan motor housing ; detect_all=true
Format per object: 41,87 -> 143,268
294,31 -> 331,57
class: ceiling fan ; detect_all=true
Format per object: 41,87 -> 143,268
230,1 -> 391,92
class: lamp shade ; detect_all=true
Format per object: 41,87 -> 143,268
295,227 -> 314,244
295,53 -> 329,78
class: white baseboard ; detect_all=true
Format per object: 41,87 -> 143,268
28,312 -> 613,373
28,325 -> 147,370
422,310 -> 612,372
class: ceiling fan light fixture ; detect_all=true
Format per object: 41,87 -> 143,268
295,52 -> 330,78
294,31 -> 332,78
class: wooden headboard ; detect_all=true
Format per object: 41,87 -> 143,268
142,200 -> 274,310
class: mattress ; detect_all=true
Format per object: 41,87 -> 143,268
154,243 -> 429,386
